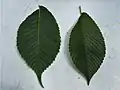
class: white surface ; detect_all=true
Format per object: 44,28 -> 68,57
0,0 -> 120,90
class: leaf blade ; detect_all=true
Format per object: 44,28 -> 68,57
17,6 -> 60,88
69,12 -> 106,85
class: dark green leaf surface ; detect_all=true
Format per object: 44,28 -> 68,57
17,6 -> 60,88
69,12 -> 106,85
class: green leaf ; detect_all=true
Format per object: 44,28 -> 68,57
69,9 -> 106,85
17,6 -> 60,88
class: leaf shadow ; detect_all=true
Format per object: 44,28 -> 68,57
64,20 -> 78,73
63,19 -> 88,83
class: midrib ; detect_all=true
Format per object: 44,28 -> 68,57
38,8 -> 40,45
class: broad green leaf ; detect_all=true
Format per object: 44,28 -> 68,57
69,9 -> 106,85
17,6 -> 60,88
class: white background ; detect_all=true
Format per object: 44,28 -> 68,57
0,0 -> 120,90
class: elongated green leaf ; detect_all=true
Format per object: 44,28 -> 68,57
69,10 -> 106,85
17,6 -> 60,88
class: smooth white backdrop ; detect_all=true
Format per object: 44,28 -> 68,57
0,0 -> 120,90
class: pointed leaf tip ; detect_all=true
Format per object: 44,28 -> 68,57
37,75 -> 44,88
